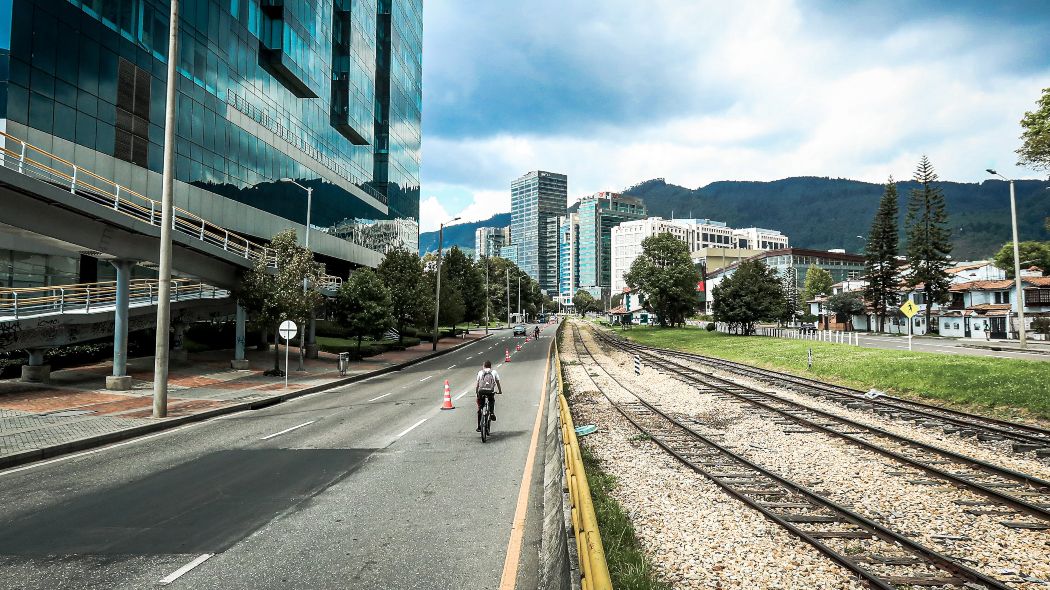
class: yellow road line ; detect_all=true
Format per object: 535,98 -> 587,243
498,341 -> 551,589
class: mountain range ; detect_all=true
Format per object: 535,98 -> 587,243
420,177 -> 1050,260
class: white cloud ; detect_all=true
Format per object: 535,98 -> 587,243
421,0 -> 1050,230
418,196 -> 451,233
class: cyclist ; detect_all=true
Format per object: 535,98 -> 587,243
475,360 -> 503,432
533,326 -> 540,339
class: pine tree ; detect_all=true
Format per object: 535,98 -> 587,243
905,156 -> 953,331
864,177 -> 901,332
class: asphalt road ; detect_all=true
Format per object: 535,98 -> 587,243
0,327 -> 554,590
851,333 -> 1050,361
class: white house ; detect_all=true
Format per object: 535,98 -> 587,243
939,276 -> 1050,340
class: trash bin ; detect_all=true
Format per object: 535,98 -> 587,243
338,352 -> 350,376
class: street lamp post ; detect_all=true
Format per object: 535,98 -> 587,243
484,257 -> 490,335
517,274 -> 522,323
152,0 -> 181,419
987,169 -> 1027,349
280,178 -> 315,369
506,269 -> 511,328
432,217 -> 460,350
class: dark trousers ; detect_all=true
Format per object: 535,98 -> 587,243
476,391 -> 496,426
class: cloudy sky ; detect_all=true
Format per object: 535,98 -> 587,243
417,0 -> 1050,232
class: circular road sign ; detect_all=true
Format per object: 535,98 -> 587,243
279,320 -> 298,342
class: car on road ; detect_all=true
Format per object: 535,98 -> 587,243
513,324 -> 527,336
800,322 -> 817,334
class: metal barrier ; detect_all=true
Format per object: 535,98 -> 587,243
0,130 -> 275,267
552,330 -> 612,590
0,279 -> 229,320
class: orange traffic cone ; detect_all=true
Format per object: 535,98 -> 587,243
505,349 -> 511,362
440,379 -> 455,410
515,343 -> 521,351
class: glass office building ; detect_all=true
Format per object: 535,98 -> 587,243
510,170 -> 566,295
575,192 -> 645,299
557,213 -> 578,306
0,0 -> 421,283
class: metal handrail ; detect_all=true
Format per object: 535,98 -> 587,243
0,130 -> 276,267
553,327 -> 612,590
0,279 -> 229,319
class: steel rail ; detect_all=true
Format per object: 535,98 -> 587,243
596,331 -> 1050,522
616,334 -> 1050,449
568,323 -> 1009,590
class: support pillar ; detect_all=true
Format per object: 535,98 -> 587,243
20,349 -> 51,383
305,314 -> 318,359
231,302 -> 250,369
106,260 -> 133,391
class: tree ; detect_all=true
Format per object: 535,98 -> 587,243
801,265 -> 834,304
827,292 -> 865,329
623,233 -> 702,327
444,247 -> 485,325
711,260 -> 786,335
1033,317 -> 1050,340
377,247 -> 424,344
334,268 -> 393,356
992,241 -> 1050,277
422,259 -> 465,337
1017,87 -> 1050,173
905,155 -> 953,330
864,177 -> 901,332
239,229 -> 324,375
573,290 -> 597,317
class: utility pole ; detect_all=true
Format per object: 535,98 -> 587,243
987,170 -> 1028,348
484,257 -> 490,334
506,269 -> 511,328
152,0 -> 180,419
432,217 -> 460,350
280,178 -> 314,369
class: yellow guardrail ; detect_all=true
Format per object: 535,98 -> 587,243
553,331 -> 612,590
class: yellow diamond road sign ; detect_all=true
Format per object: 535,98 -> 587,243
900,300 -> 919,318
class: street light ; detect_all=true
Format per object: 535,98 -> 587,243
432,216 -> 461,350
987,169 -> 1027,349
484,257 -> 490,335
152,0 -> 181,419
279,178 -> 314,250
518,274 -> 523,323
280,178 -> 315,369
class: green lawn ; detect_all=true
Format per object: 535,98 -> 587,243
619,326 -> 1050,421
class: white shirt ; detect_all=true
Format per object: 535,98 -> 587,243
476,368 -> 501,391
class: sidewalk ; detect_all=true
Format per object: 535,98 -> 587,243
0,333 -> 488,469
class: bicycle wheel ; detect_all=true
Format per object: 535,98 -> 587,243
480,406 -> 489,443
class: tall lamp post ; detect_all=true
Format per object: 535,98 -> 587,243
484,257 -> 490,334
152,0 -> 181,419
280,178 -> 315,368
517,274 -> 523,323
432,217 -> 461,350
986,169 -> 1027,349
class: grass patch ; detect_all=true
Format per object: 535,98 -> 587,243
620,326 -> 1050,421
578,443 -> 671,590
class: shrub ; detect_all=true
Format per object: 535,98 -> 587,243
705,323 -> 717,332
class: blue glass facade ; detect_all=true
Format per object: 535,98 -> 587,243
575,192 -> 645,297
0,0 -> 421,270
510,170 -> 566,295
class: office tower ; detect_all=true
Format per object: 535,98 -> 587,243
575,192 -> 646,300
510,170 -> 566,294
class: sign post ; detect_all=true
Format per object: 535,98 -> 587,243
899,300 -> 919,351
279,320 -> 298,388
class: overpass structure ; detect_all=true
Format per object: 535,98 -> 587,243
0,132 -> 343,387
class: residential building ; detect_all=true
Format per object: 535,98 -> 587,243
511,170 -> 567,294
557,213 -> 579,306
0,0 -> 422,286
474,227 -> 506,260
574,192 -> 646,300
610,217 -> 697,294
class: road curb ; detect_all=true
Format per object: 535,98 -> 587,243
958,343 -> 1050,355
0,335 -> 491,472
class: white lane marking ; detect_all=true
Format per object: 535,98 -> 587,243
260,421 -> 316,440
454,388 -> 472,401
396,418 -> 428,440
368,392 -> 394,402
159,553 -> 214,585
497,363 -> 504,368
447,364 -> 457,369
466,355 -> 474,359
419,375 -> 433,382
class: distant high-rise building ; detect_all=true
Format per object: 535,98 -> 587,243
575,192 -> 646,300
558,213 -> 580,305
474,227 -> 506,260
732,227 -> 790,251
511,171 -> 567,294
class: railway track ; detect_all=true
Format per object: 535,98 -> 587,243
589,328 -> 1050,525
567,324 -> 1012,590
608,332 -> 1050,455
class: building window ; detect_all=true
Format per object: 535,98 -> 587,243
1026,289 -> 1050,305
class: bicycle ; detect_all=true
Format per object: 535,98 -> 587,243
479,394 -> 492,442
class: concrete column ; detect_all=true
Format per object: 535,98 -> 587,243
171,322 -> 188,362
20,349 -> 51,384
231,302 -> 250,369
305,314 -> 318,359
106,260 -> 133,391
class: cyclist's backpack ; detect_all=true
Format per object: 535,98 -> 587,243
479,370 -> 497,393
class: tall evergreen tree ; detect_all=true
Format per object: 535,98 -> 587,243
864,177 -> 901,332
905,156 -> 953,330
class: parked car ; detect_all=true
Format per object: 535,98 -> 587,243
800,322 -> 817,334
513,324 -> 527,336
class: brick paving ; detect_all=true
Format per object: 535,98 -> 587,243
0,334 -> 486,463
